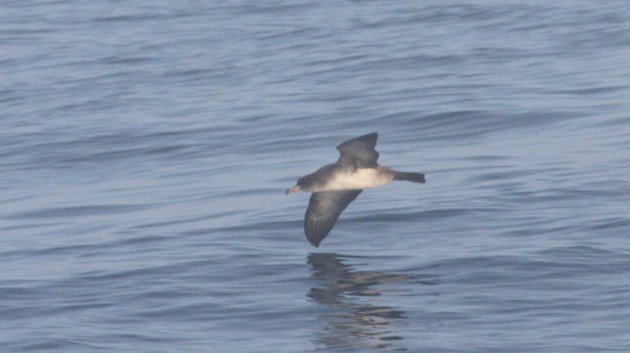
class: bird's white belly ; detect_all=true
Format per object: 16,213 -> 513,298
324,168 -> 393,191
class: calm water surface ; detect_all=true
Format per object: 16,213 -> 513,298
1,1 -> 629,352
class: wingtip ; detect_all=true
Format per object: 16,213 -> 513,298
305,221 -> 328,247
306,235 -> 321,247
337,132 -> 378,151
363,132 -> 378,142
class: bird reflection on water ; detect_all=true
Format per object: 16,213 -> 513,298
307,253 -> 411,351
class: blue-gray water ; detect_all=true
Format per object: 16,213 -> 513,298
1,1 -> 629,352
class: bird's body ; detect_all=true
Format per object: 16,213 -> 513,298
286,132 -> 425,247
299,164 -> 394,192
324,166 -> 394,191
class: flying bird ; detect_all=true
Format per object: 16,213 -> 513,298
286,132 -> 426,247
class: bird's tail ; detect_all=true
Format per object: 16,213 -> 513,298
393,171 -> 426,184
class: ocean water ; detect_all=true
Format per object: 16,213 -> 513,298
1,1 -> 629,352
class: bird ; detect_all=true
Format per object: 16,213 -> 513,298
286,132 -> 426,247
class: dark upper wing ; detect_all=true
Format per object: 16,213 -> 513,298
304,190 -> 362,247
336,132 -> 379,168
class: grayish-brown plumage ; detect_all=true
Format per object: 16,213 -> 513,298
286,132 -> 426,247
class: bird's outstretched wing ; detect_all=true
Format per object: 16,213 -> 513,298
304,190 -> 362,247
336,132 -> 379,168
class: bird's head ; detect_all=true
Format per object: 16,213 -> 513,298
285,174 -> 316,195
